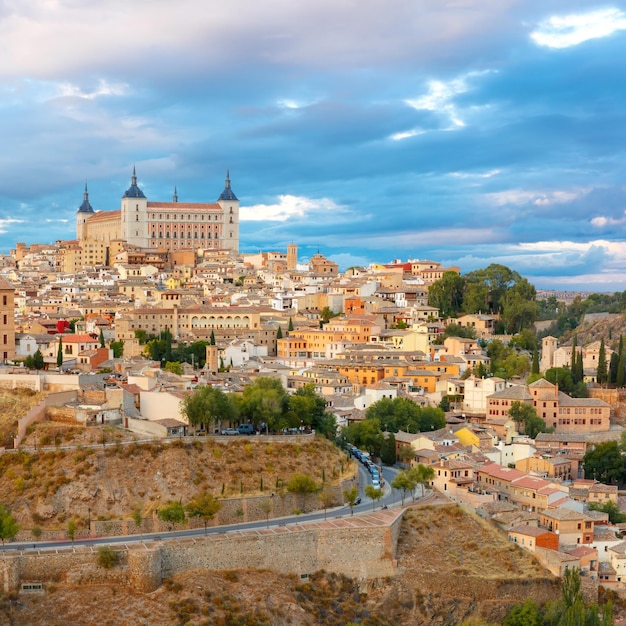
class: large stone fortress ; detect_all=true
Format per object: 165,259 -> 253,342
76,168 -> 240,254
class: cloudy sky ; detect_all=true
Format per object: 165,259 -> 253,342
1,1 -> 626,291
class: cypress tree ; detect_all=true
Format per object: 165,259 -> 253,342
56,337 -> 64,368
576,350 -> 584,384
610,352 -> 619,385
210,330 -> 216,346
570,335 -> 577,376
618,349 -> 626,388
99,328 -> 105,348
288,317 -> 294,332
531,348 -> 540,375
597,338 -> 608,385
276,326 -> 283,339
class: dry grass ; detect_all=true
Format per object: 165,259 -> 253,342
0,433 -> 354,530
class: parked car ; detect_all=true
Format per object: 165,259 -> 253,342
221,428 -> 239,436
238,424 -> 256,435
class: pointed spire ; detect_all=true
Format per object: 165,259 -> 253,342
123,164 -> 146,199
77,182 -> 94,213
218,169 -> 238,202
173,186 -> 178,203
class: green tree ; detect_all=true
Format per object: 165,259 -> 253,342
259,500 -> 272,527
288,317 -> 294,333
0,506 -> 19,548
164,361 -> 184,375
341,419 -> 385,457
391,469 -> 418,505
132,506 -> 143,541
509,401 -> 547,439
276,326 -> 283,340
531,348 -> 540,376
99,328 -> 105,348
428,271 -> 466,318
343,486 -> 359,516
618,342 -> 626,388
364,484 -> 384,511
584,441 -> 625,484
67,519 -> 77,546
319,307 -> 338,324
236,377 -> 289,431
501,279 -> 538,333
414,464 -> 435,497
210,330 -> 216,346
25,349 -> 45,370
365,397 -> 445,434
157,501 -> 186,530
110,340 -> 124,358
56,337 -> 63,368
380,433 -> 396,465
610,350 -> 620,384
588,500 -> 626,524
289,383 -> 335,437
97,545 -> 119,569
180,385 -> 237,432
503,599 -> 543,626
597,338 -> 608,385
286,473 -> 319,495
318,487 -> 335,521
185,491 -> 222,535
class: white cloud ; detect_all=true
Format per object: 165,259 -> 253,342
241,194 -> 342,222
404,71 -> 492,129
590,211 -> 626,228
486,188 -> 588,206
389,128 -> 426,141
55,79 -> 128,100
0,217 -> 24,233
531,8 -> 626,49
449,169 -> 501,179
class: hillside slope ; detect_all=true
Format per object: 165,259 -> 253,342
0,437 -> 351,531
6,504 -> 562,625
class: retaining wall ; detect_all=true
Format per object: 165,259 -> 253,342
0,509 -> 405,594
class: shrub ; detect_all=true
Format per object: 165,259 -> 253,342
97,546 -> 119,569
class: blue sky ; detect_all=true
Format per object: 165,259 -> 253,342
1,1 -> 626,291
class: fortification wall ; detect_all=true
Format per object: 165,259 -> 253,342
2,510 -> 404,594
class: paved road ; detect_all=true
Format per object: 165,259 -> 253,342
4,464 -> 427,553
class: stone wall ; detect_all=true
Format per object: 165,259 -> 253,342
3,510 -> 404,594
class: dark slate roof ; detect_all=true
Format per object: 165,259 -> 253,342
218,171 -> 238,201
123,168 -> 146,199
77,185 -> 95,213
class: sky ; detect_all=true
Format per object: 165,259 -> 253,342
1,1 -> 626,292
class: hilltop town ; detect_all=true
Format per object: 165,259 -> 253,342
0,172 -> 624,623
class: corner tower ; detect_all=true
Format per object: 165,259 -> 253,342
121,166 -> 149,247
76,184 -> 95,241
217,170 -> 239,253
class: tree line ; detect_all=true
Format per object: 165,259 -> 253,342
180,379 -> 337,438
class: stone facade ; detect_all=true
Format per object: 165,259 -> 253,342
1,509 -> 404,594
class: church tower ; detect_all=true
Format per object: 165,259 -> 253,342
217,170 -> 239,253
287,243 -> 298,270
76,184 -> 95,241
120,166 -> 149,247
